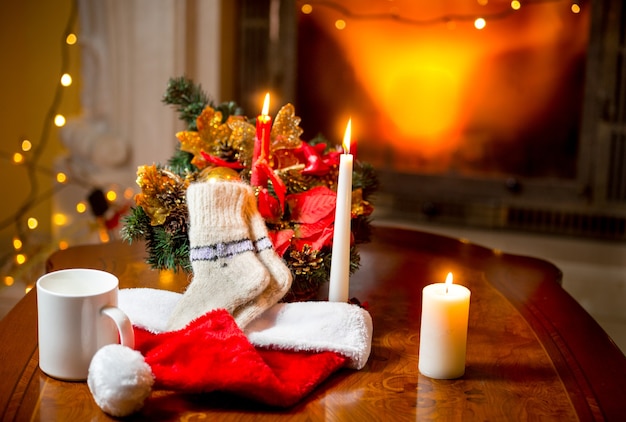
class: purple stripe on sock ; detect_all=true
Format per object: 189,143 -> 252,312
190,239 -> 255,262
254,236 -> 274,252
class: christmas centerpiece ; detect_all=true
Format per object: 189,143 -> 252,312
121,77 -> 378,300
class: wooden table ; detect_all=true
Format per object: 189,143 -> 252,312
1,226 -> 625,421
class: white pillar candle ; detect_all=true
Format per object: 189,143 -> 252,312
328,119 -> 353,303
418,272 -> 471,379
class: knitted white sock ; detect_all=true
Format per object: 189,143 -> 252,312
167,181 -> 270,331
232,192 -> 293,328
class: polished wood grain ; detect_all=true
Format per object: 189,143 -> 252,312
1,225 -> 625,421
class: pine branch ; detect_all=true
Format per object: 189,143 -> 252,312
353,161 -> 379,200
167,147 -> 196,176
162,76 -> 211,129
144,225 -> 191,273
120,206 -> 151,242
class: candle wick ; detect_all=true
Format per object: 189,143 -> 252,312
446,285 -> 449,294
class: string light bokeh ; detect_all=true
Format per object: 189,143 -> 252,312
0,1 -> 131,298
296,0 -> 582,28
0,2 -> 78,295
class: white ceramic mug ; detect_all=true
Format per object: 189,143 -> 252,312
37,268 -> 134,381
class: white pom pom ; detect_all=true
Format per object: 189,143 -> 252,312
88,344 -> 154,417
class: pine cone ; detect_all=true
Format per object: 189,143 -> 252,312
289,245 -> 324,277
216,139 -> 239,163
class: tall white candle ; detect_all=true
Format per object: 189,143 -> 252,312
418,272 -> 471,379
328,119 -> 353,303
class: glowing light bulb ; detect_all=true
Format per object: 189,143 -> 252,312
16,254 -> 26,265
13,152 -> 24,164
61,73 -> 72,86
21,140 -> 32,152
474,18 -> 486,30
76,202 -> 87,213
66,33 -> 77,45
124,187 -> 135,200
56,172 -> 67,183
59,240 -> 69,250
4,276 -> 14,287
25,285 -> 33,294
106,190 -> 117,201
511,1 -> 521,10
159,269 -> 175,286
54,114 -> 66,127
301,4 -> 313,14
99,229 -> 110,243
27,217 -> 38,229
571,4 -> 580,13
12,237 -> 22,250
335,19 -> 346,30
53,213 -> 68,226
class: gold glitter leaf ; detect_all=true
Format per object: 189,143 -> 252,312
176,131 -> 203,157
176,106 -> 248,169
271,103 -> 303,151
197,106 -> 223,133
226,116 -> 256,166
134,165 -> 188,226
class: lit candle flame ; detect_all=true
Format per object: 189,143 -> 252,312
342,118 -> 352,154
445,272 -> 453,294
262,93 -> 270,116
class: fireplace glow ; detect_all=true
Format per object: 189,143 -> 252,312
297,1 -> 589,178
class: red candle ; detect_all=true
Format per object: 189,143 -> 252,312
255,93 -> 272,162
251,93 -> 272,187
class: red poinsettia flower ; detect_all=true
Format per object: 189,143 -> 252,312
266,186 -> 352,257
268,228 -> 295,257
257,187 -> 282,222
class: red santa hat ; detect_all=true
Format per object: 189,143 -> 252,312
87,288 -> 373,417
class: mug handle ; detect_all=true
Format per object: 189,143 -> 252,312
101,306 -> 135,349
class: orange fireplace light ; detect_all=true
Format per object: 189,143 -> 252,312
298,1 -> 588,176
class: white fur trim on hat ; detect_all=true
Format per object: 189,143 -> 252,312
118,288 -> 373,369
244,301 -> 373,369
